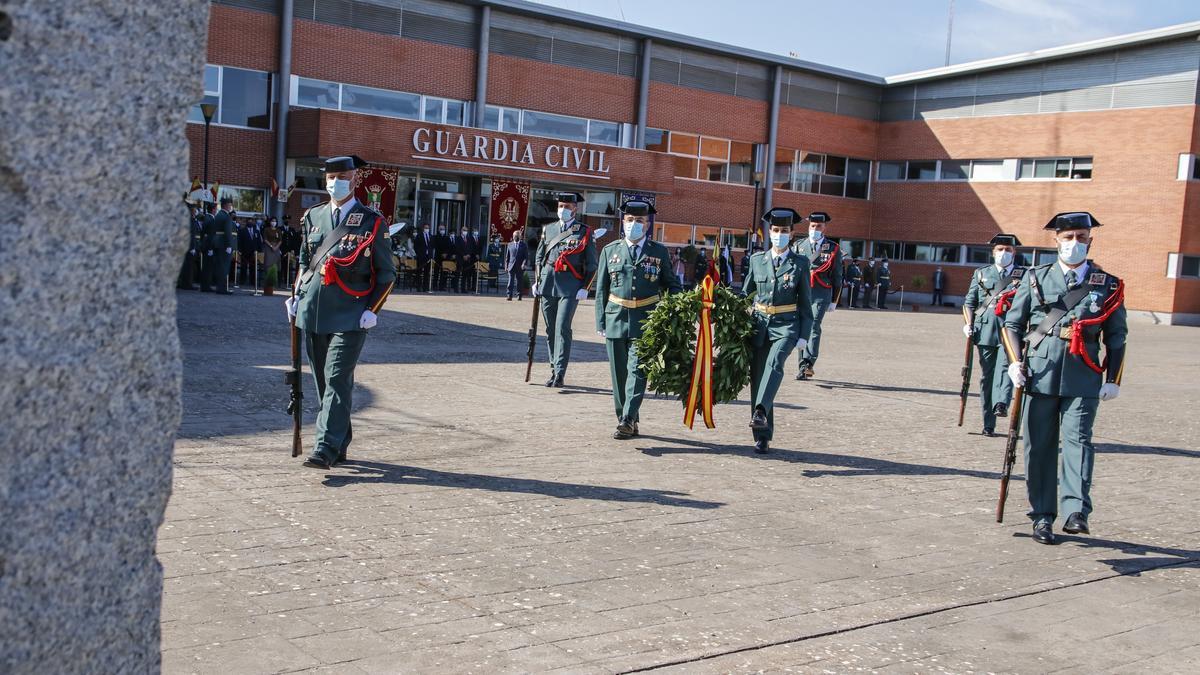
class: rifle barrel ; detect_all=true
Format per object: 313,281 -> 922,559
996,384 -> 1025,522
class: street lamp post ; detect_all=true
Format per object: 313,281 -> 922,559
751,171 -> 765,250
200,102 -> 217,191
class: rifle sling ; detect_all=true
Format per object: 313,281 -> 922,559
302,219 -> 361,280
1026,283 -> 1094,351
538,224 -> 582,268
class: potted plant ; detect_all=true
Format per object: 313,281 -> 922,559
264,265 -> 278,296
910,274 -> 927,312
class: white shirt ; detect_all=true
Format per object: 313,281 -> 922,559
1058,259 -> 1089,285
995,263 -> 1014,276
770,248 -> 789,264
330,197 -> 358,227
625,237 -> 645,259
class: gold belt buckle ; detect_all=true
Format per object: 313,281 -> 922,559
1058,325 -> 1073,339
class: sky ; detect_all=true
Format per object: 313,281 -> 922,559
525,0 -> 1200,76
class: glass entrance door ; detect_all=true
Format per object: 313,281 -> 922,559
434,198 -> 466,233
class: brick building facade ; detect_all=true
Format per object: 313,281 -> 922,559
192,0 -> 1200,323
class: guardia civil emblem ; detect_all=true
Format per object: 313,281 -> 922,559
499,197 -> 520,228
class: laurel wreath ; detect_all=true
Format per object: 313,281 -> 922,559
635,286 -> 755,404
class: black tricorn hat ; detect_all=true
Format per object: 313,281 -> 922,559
1044,212 -> 1101,231
556,192 -> 584,204
620,199 -> 656,216
762,207 -> 803,227
989,233 -> 1022,247
324,155 -> 368,173
806,211 -> 832,224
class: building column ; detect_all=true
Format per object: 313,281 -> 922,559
635,37 -> 652,149
473,5 -> 490,128
272,0 -> 294,220
760,65 -> 783,241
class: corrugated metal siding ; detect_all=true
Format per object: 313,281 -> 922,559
295,0 -> 474,48
887,38 -> 1200,120
783,70 -> 881,119
214,0 -> 281,13
489,10 -> 637,77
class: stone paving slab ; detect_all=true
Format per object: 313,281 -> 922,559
164,290 -> 1200,673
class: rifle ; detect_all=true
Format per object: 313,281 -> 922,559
958,330 -> 974,426
996,375 -> 1025,522
285,286 -> 303,457
525,292 -> 541,383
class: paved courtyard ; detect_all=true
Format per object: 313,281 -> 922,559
164,288 -> 1200,674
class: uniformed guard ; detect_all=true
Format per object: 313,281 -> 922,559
791,211 -> 842,380
962,233 -> 1025,436
211,197 -> 236,294
744,208 -> 815,453
594,200 -> 682,439
1002,212 -> 1126,545
535,192 -> 598,387
876,258 -> 892,308
284,155 -> 397,469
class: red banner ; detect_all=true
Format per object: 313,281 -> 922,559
489,177 -> 531,241
354,166 -> 399,225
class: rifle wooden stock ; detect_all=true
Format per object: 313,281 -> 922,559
525,294 -> 541,382
286,281 -> 303,457
958,332 -> 974,426
996,383 -> 1025,523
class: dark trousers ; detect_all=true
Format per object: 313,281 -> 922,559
606,337 -> 645,422
434,260 -> 449,291
415,257 -> 432,291
178,253 -> 198,289
209,252 -> 232,293
750,335 -> 796,442
305,330 -> 367,462
505,269 -> 523,298
932,288 -> 944,306
877,283 -> 889,308
541,295 -> 579,378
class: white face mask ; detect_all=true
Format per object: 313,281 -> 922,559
808,228 -> 823,243
326,178 -> 352,201
1058,239 -> 1088,266
994,250 -> 1014,267
623,219 -> 645,242
770,232 -> 790,250
558,206 -> 574,222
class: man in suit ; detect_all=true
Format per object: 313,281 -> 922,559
932,266 -> 947,306
504,230 -> 528,301
433,224 -> 453,291
1002,212 -> 1126,545
535,192 -> 598,387
464,227 -> 481,293
413,223 -> 434,292
963,234 -> 1026,436
284,154 -> 396,470
595,201 -> 682,439
743,208 -> 815,453
199,201 -> 217,292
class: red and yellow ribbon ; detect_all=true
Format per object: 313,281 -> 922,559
684,263 -> 718,429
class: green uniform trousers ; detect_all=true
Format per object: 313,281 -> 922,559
799,291 -> 832,367
751,336 -> 797,442
977,345 -> 1013,430
306,330 -> 366,462
606,337 -> 645,422
1022,393 -> 1099,524
541,295 -> 579,378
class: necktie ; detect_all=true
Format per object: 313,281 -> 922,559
1065,270 -> 1077,287
773,255 -> 782,269
333,208 -> 341,228
630,244 -> 639,260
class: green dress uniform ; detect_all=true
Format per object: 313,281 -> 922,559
295,180 -> 396,466
1002,212 -> 1127,541
595,231 -> 681,434
791,212 -> 842,376
743,240 -> 815,449
535,194 -> 598,387
876,262 -> 891,308
963,258 -> 1024,434
211,206 -> 235,294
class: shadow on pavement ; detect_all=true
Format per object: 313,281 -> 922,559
636,435 -> 1000,479
814,379 -> 968,398
320,460 -> 725,510
555,385 -> 807,412
1095,443 -> 1200,460
1012,532 -> 1200,574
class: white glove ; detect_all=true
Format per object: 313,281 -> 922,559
597,330 -> 606,337
826,303 -> 836,313
225,247 -> 232,254
575,289 -> 589,301
189,249 -> 195,256
1008,362 -> 1026,387
285,296 -> 298,320
206,250 -> 213,257
795,338 -> 807,352
963,324 -> 973,337
359,310 -> 378,330
1099,383 -> 1120,401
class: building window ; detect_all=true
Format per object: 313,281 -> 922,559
1018,157 -> 1092,180
877,161 -> 905,181
421,96 -> 467,125
189,65 -> 273,130
588,120 -> 620,146
296,77 -> 339,109
841,239 -> 867,259
966,245 -> 993,265
906,161 -> 938,180
343,83 -> 421,120
482,106 -> 619,146
970,160 -> 1006,180
899,243 -> 961,264
644,128 -> 668,152
218,185 -> 267,215
659,131 -> 753,185
293,76 -> 467,127
778,149 -> 870,199
871,241 -> 897,260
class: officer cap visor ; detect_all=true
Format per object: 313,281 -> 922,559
989,233 -> 1022,247
324,155 -> 368,173
1044,211 -> 1101,231
620,200 -> 656,217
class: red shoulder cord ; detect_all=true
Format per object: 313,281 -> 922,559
552,227 -> 591,281
994,287 -> 1019,316
321,215 -> 379,298
1069,279 -> 1125,374
809,242 -> 840,289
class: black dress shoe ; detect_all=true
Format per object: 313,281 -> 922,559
754,439 -> 769,454
982,427 -> 995,437
795,371 -> 808,381
1062,512 -> 1089,535
545,376 -> 556,387
993,402 -> 1009,418
1032,520 -> 1055,545
552,376 -> 564,388
302,453 -> 331,470
749,407 -> 769,431
613,420 -> 635,440
631,421 -> 639,437
803,364 -> 815,378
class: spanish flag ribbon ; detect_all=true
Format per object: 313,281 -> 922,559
684,262 -> 718,429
